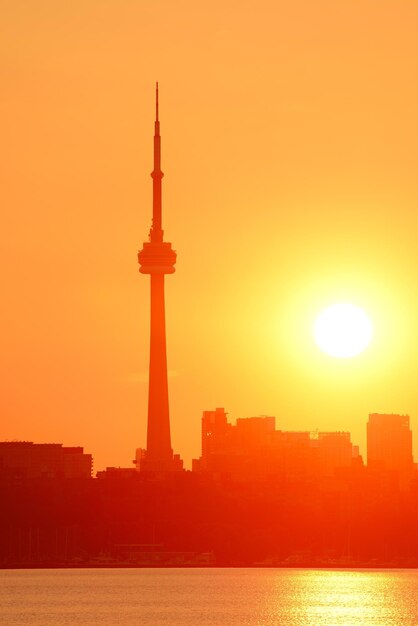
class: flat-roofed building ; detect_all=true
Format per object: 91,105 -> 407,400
0,441 -> 92,480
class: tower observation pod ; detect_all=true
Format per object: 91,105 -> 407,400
137,84 -> 183,473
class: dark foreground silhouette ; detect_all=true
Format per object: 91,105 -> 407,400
1,463 -> 418,568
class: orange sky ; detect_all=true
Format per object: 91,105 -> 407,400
1,1 -> 418,471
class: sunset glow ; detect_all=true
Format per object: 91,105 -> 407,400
314,303 -> 373,358
1,0 -> 418,471
3,0 -> 418,597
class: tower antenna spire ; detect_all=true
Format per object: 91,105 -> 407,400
151,82 -> 163,241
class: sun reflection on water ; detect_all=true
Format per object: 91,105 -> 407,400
270,569 -> 415,625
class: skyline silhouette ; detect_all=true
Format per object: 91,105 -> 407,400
1,409 -> 414,481
0,408 -> 417,568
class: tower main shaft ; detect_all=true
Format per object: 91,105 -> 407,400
137,84 -> 181,472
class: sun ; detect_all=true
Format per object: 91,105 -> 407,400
314,302 -> 373,358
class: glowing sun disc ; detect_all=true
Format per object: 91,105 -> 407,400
314,303 -> 373,358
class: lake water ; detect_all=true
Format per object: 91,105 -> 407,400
1,568 -> 417,625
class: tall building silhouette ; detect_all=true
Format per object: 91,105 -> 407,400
367,413 -> 414,487
137,85 -> 182,472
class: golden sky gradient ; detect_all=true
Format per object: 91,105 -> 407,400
1,1 -> 418,470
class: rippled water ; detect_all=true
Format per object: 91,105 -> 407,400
1,568 -> 417,625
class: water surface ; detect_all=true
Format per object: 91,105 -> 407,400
1,568 -> 417,625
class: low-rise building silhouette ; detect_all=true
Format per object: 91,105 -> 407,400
0,441 -> 92,480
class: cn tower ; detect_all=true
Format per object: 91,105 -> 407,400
137,84 -> 183,472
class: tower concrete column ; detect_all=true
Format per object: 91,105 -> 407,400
147,272 -> 172,462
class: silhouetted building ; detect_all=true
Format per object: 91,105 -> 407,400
134,447 -> 147,470
193,409 -> 360,481
194,409 -> 276,476
200,408 -> 231,462
367,413 -> 414,487
275,431 -> 315,482
0,442 -> 92,480
137,85 -> 183,473
314,431 -> 354,477
96,467 -> 138,480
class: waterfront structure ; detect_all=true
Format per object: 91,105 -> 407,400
137,85 -> 183,472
